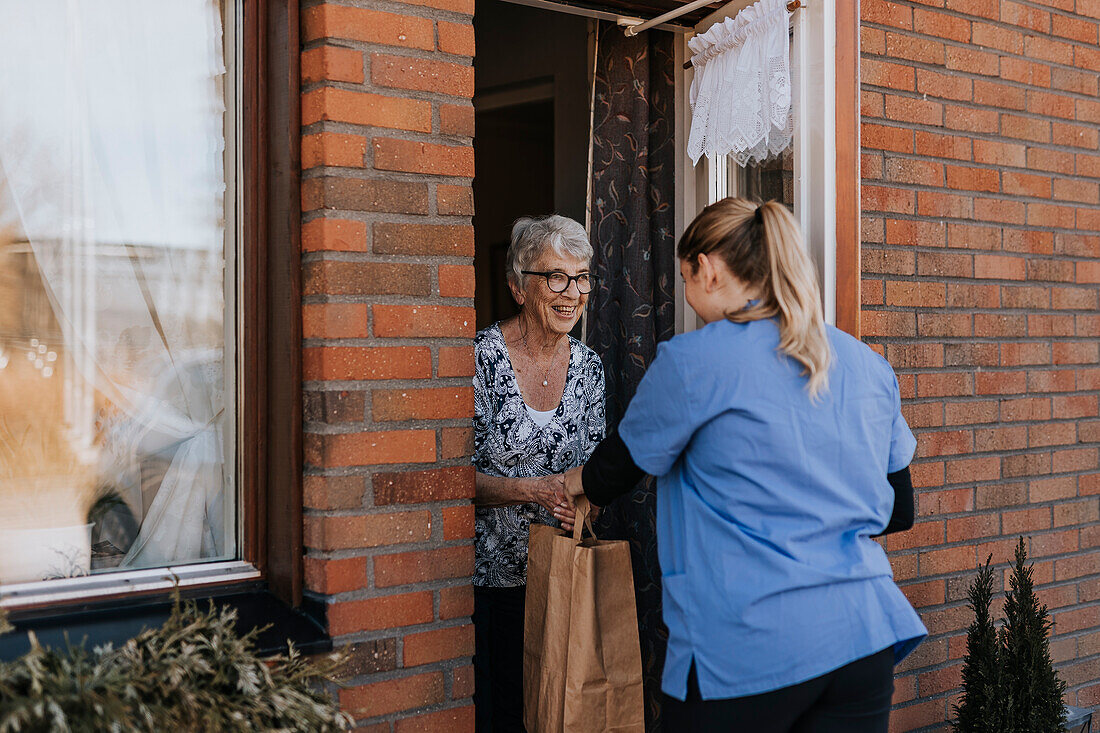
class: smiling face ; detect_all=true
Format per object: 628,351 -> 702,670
510,250 -> 590,338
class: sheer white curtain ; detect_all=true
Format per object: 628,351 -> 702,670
0,0 -> 232,569
686,0 -> 793,165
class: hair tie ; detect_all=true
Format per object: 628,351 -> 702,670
754,205 -> 765,225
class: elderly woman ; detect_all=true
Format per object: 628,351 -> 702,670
472,214 -> 605,732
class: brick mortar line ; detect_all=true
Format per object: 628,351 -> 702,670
860,53 -> 1100,105
301,210 -> 473,226
861,108 -> 1100,152
910,447 -> 1100,458
912,429 -> 1095,438
908,457 -> 1099,467
304,376 -> 474,386
861,231 -> 1100,251
861,277 -> 1099,288
303,418 -> 472,430
861,183 -> 1100,206
859,16 -> 1100,65
861,212 -> 1100,232
302,337 -> 476,350
858,43 -> 1100,92
307,0 -> 474,21
303,501 -> 471,521
305,421 -> 475,435
304,537 -> 474,560
303,375 -> 475,385
301,252 -> 473,265
302,37 -> 473,66
884,571 -> 1100,593
859,114 -> 1100,164
352,700 -> 474,730
301,296 -> 476,309
301,167 -> 473,185
864,304 -> 1100,313
337,653 -> 471,681
864,150 -> 1100,188
305,538 -> 472,564
304,463 -> 470,478
866,328 -> 1100,335
861,240 -> 1100,257
300,78 -> 473,103
304,420 -> 473,435
318,583 -> 478,606
866,0 -> 1100,31
304,118 -> 472,143
861,112 -> 1099,151
862,274 -> 1095,286
890,540 -> 1100,558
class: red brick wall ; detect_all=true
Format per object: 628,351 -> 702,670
300,1 -> 478,729
860,0 -> 1100,729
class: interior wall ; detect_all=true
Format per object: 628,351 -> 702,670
473,0 -> 591,328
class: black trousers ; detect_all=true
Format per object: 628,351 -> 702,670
473,585 -> 526,733
662,647 -> 895,733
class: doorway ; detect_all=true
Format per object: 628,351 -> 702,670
472,0 -> 592,330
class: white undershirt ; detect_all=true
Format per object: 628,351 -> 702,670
526,404 -> 557,427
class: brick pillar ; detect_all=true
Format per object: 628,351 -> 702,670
860,1 -> 1100,729
299,1 -> 477,729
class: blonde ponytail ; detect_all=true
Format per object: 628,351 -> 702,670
677,198 -> 832,398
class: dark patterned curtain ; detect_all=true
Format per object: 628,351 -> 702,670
586,21 -> 676,733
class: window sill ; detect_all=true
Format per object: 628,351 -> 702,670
0,583 -> 331,660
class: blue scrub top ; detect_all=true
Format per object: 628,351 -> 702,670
618,317 -> 926,701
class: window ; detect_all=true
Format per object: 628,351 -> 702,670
673,0 -> 860,335
0,2 -> 303,609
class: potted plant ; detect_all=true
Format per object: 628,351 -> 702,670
955,538 -> 1091,733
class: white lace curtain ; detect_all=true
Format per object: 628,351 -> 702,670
686,0 -> 793,165
0,0 -> 231,570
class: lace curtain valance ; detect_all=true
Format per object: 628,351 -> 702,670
686,0 -> 792,165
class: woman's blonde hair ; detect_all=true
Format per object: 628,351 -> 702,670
677,197 -> 832,398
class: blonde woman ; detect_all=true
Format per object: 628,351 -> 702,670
558,199 -> 926,732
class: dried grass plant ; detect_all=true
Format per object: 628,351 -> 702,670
0,595 -> 353,731
0,233 -> 98,531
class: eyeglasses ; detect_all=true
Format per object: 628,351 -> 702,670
522,270 -> 599,294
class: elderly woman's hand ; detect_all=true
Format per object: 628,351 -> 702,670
552,500 -> 577,532
524,474 -> 567,513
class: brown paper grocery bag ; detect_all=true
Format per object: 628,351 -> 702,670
524,496 -> 644,733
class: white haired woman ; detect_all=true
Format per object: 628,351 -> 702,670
564,198 -> 926,732
472,214 -> 605,732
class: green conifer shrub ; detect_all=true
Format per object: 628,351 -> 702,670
0,598 -> 352,732
1000,538 -> 1067,733
954,556 -> 1002,733
954,538 -> 1068,733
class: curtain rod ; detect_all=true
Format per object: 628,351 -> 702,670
499,0 -> 691,32
675,0 -> 803,67
624,0 -> 802,38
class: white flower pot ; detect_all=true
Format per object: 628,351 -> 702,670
0,523 -> 93,584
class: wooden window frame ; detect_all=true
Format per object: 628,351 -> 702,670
241,0 -> 304,608
1,0 -> 304,614
673,0 -> 860,338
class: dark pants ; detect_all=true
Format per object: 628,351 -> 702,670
663,647 -> 895,733
473,585 -> 526,733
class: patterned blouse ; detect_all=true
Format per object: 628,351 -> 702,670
472,323 -> 606,587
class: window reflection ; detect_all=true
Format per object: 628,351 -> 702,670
0,0 -> 235,586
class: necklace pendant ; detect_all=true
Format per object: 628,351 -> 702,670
542,380 -> 549,386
